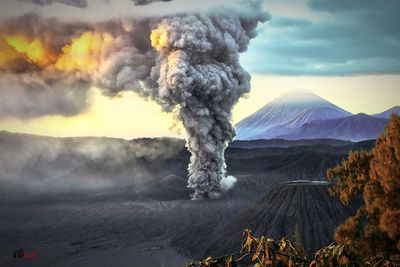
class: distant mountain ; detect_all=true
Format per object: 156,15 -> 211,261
235,90 -> 351,140
373,106 -> 400,119
281,113 -> 389,142
230,139 -> 353,149
235,90 -> 397,141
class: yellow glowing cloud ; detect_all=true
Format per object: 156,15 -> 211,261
4,35 -> 50,66
150,25 -> 169,51
0,38 -> 19,68
55,31 -> 113,73
0,31 -> 115,72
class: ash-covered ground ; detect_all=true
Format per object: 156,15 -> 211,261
0,131 -> 371,266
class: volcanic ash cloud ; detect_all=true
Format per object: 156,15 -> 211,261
149,13 -> 266,199
0,1 -> 267,200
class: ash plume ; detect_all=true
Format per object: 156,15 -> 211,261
0,1 -> 267,200
149,12 -> 267,199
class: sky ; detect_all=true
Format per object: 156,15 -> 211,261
0,0 -> 399,139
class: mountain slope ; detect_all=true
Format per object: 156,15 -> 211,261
373,106 -> 400,118
235,90 -> 351,140
230,139 -> 353,149
281,113 -> 389,142
140,174 -> 191,201
0,130 -> 189,199
182,182 -> 360,258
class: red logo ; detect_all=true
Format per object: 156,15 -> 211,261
13,248 -> 38,259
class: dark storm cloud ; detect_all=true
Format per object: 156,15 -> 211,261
19,0 -> 87,8
243,0 -> 400,75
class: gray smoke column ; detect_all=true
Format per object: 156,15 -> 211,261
149,12 -> 266,199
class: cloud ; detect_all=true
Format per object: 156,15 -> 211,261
241,0 -> 400,75
18,0 -> 87,8
0,14 -> 156,118
0,74 -> 90,119
0,0 -> 266,121
132,0 -> 172,6
1,0 -> 263,22
307,0 -> 397,13
269,17 -> 312,28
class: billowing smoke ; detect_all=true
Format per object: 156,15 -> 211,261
149,13 -> 266,199
0,0 -> 267,199
221,175 -> 237,192
0,74 -> 89,119
0,14 -> 156,118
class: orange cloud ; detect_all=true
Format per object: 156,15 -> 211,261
150,25 -> 169,51
55,31 -> 114,73
3,35 -> 52,66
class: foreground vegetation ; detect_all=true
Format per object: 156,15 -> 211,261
187,229 -> 396,266
188,114 -> 400,267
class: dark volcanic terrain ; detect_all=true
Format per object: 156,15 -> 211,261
178,181 -> 361,259
0,131 -> 373,266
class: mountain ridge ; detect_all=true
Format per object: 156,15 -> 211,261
373,106 -> 400,118
235,91 -> 398,141
235,91 -> 351,140
279,113 -> 389,142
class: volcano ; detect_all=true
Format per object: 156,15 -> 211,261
235,90 -> 351,140
187,181 -> 360,258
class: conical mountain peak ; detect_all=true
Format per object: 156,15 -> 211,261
272,90 -> 335,108
235,90 -> 351,140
